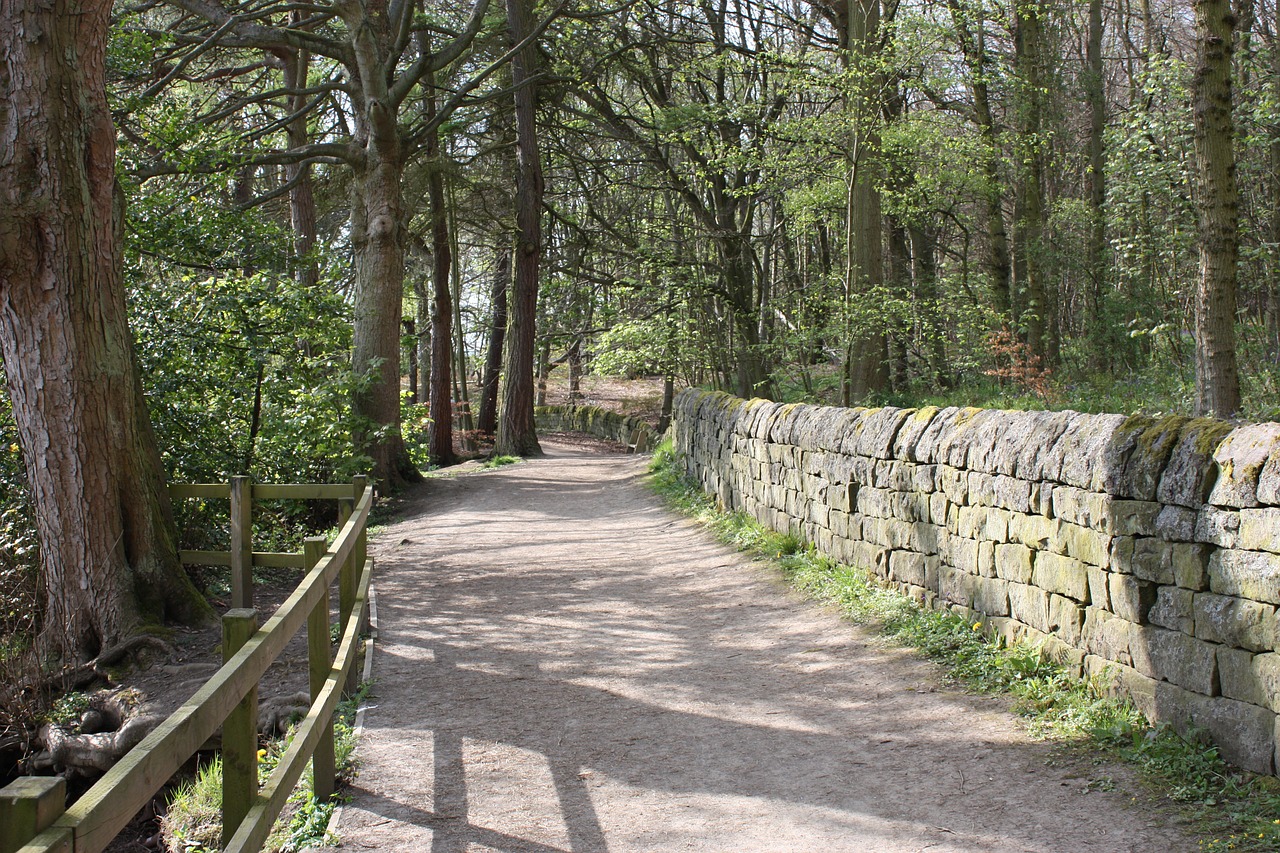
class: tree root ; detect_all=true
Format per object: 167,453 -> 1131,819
57,635 -> 176,691
33,688 -> 162,780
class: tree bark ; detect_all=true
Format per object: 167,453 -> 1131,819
280,20 -> 318,290
477,249 -> 510,434
1085,0 -> 1110,369
1191,0 -> 1241,417
1013,0 -> 1050,364
0,0 -> 212,662
843,0 -> 888,400
496,0 -> 544,457
427,160 -> 456,467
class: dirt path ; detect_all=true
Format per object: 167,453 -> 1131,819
336,440 -> 1197,853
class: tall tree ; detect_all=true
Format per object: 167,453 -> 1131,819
0,0 -> 211,662
496,0 -> 545,456
1191,0 -> 1241,415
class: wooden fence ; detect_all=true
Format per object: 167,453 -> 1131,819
0,477 -> 375,853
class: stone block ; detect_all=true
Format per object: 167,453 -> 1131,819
854,407 -> 914,459
1155,505 -> 1197,542
1010,410 -> 1078,481
913,407 -> 969,465
1193,593 -> 1277,652
1049,594 -> 1085,645
1053,521 -> 1111,567
1060,413 -> 1128,491
1083,607 -> 1133,665
939,565 -> 976,608
1153,683 -> 1275,774
992,476 -> 1034,513
1033,553 -> 1090,602
947,409 -> 1012,470
1208,549 -> 1280,605
1208,423 -> 1280,508
938,466 -> 968,504
1143,626 -> 1219,695
889,550 -> 938,590
1218,647 -> 1266,706
1109,574 -> 1157,624
967,471 -> 996,507
1085,656 -> 1159,718
1239,507 -> 1280,554
1010,513 -> 1057,550
1195,507 -> 1240,549
1100,415 -> 1187,501
1157,418 -> 1235,508
978,540 -> 996,578
1088,566 -> 1112,612
1256,653 -> 1280,713
1034,482 -> 1054,517
1009,583 -> 1051,633
974,575 -> 1010,617
948,536 -> 981,574
995,543 -> 1034,584
891,406 -> 941,461
1259,450 -> 1280,506
857,487 -> 893,519
1149,586 -> 1195,634
1109,500 -> 1162,537
929,493 -> 949,526
1172,543 -> 1212,590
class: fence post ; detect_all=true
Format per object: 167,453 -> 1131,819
221,609 -> 259,844
0,777 -> 65,853
337,488 -> 355,632
304,537 -> 336,801
230,475 -> 253,609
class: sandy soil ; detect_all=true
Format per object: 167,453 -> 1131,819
336,440 -> 1198,853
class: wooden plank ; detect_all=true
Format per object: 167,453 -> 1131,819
230,477 -> 253,609
0,777 -> 64,853
12,825 -> 70,853
251,484 -> 354,500
221,610 -> 258,843
304,538 -> 335,803
168,483 -> 230,499
51,488 -> 373,852
223,558 -> 372,853
179,550 -> 232,567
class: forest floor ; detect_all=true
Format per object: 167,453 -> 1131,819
334,438 -> 1198,852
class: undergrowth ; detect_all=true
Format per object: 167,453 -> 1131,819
162,680 -> 373,852
647,439 -> 1280,852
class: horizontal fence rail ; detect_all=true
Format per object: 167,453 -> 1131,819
0,477 -> 375,853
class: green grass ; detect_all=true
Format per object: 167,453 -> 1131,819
647,439 -> 1280,852
480,454 -> 521,469
161,681 -> 372,852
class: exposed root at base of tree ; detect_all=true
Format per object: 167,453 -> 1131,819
32,689 -> 161,780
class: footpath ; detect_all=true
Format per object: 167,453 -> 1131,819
336,439 -> 1197,853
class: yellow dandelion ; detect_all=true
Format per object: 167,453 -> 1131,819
972,621 -> 982,631
256,748 -> 267,762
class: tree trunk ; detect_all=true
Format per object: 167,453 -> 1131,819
427,160 -> 456,466
478,249 -> 510,434
1191,0 -> 1241,417
496,0 -> 544,457
843,0 -> 888,400
1014,0 -> 1050,364
1085,0 -> 1110,370
947,0 -> 1013,320
281,26 -> 318,290
351,137 -> 419,486
0,0 -> 211,662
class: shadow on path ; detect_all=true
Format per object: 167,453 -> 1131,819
337,442 -> 1195,853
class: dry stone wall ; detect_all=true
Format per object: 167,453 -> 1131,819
674,388 -> 1280,774
534,405 -> 656,450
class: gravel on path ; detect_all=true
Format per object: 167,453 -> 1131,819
336,440 -> 1196,853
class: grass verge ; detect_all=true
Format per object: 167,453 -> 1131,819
161,681 -> 373,852
647,439 -> 1280,852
